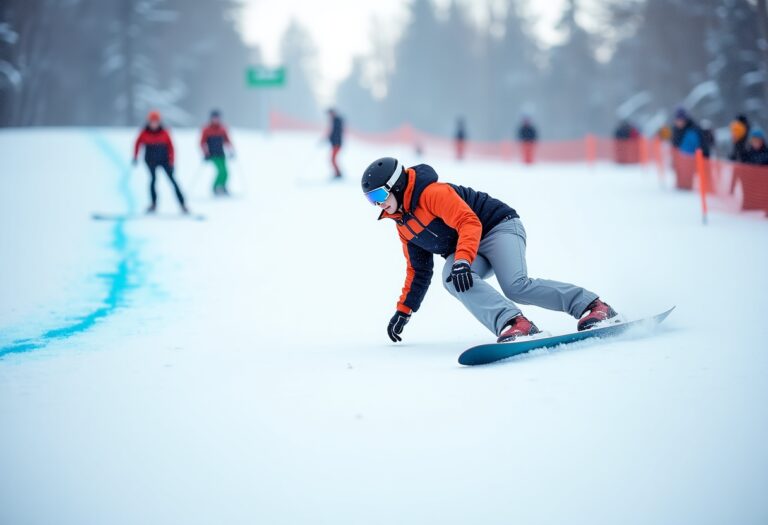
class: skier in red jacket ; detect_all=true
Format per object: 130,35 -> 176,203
133,110 -> 188,214
200,109 -> 235,195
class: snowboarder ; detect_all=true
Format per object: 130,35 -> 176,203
518,117 -> 538,164
455,117 -> 467,161
327,108 -> 344,178
200,109 -> 235,195
361,157 -> 619,343
133,110 -> 188,214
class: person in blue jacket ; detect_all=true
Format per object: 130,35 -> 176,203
745,129 -> 768,165
672,108 -> 707,156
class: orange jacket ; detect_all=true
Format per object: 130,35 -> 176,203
380,164 -> 518,314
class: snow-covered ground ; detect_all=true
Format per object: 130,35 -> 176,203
1,128 -> 767,525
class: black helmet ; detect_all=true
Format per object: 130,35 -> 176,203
361,157 -> 406,195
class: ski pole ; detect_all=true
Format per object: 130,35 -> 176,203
188,161 -> 207,198
230,157 -> 248,197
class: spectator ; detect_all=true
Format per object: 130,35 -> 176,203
700,119 -> 715,158
518,117 -> 538,164
744,129 -> 768,165
729,114 -> 751,162
455,117 -> 466,161
658,125 -> 672,142
672,108 -> 707,156
614,121 -> 632,140
614,121 -> 640,164
326,108 -> 344,179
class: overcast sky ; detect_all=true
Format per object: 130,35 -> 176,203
239,0 -> 589,104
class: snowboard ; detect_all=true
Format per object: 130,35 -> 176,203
92,212 -> 206,222
458,307 -> 675,366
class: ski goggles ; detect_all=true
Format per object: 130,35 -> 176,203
364,186 -> 392,206
364,160 -> 402,205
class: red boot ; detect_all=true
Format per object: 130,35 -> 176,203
497,314 -> 541,343
577,299 -> 618,331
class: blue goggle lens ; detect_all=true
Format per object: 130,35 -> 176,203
365,186 -> 391,205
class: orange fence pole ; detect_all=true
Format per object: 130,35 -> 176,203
653,137 -> 665,185
585,134 -> 596,166
695,148 -> 708,225
711,157 -> 721,194
639,136 -> 649,168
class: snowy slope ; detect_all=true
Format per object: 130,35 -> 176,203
1,129 -> 767,525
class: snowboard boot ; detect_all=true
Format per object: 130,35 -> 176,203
577,298 -> 618,331
146,203 -> 157,214
497,314 -> 541,343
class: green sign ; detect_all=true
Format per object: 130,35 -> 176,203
246,66 -> 286,88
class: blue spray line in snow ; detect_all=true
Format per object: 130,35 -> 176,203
0,133 -> 143,358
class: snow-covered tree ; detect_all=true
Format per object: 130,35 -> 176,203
543,0 -> 604,138
606,0 -> 767,129
162,0 -> 262,127
381,0 -> 444,132
335,57 -> 380,131
267,19 -> 319,122
707,0 -> 767,123
485,0 -> 542,138
0,0 -> 260,127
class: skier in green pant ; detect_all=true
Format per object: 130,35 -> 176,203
200,110 -> 235,195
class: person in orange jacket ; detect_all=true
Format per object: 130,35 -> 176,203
133,110 -> 188,214
729,114 -> 750,163
361,157 -> 620,343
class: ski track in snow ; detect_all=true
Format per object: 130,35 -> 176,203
0,132 -> 143,357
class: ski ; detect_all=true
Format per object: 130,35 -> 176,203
458,307 -> 675,366
91,212 -> 206,222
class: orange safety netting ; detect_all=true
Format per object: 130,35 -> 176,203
269,111 -> 645,164
271,111 -> 768,218
671,149 -> 768,215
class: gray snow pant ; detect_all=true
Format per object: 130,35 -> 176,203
442,218 -> 598,335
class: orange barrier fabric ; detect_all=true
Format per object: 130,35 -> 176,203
271,111 -> 767,217
270,110 -> 621,163
695,149 -> 709,223
723,160 -> 768,214
615,139 -> 641,164
670,146 -> 768,215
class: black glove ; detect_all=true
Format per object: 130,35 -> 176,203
447,260 -> 474,293
387,311 -> 411,342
